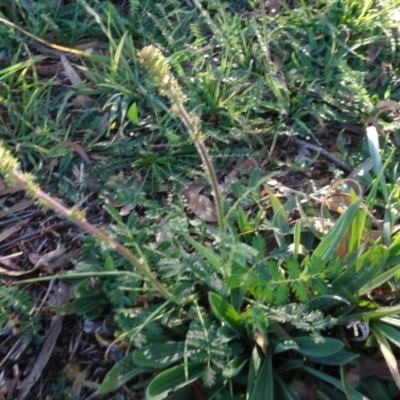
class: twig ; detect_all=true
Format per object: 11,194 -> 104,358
291,137 -> 353,174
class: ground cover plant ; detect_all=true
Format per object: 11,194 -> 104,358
2,0 -> 400,398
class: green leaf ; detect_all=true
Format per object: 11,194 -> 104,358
247,346 -> 262,397
358,263 -> 400,295
111,31 -> 127,74
145,362 -> 204,400
182,234 -> 222,273
104,254 -> 115,271
237,207 -> 252,233
222,357 -> 248,378
96,353 -> 142,394
127,102 -> 139,124
312,202 -> 360,264
249,354 -> 273,400
306,348 -> 359,365
301,365 -> 367,400
371,324 -> 400,390
366,126 -> 389,201
252,305 -> 270,347
372,322 -> 400,348
133,342 -> 185,368
208,292 -> 246,336
275,336 -> 343,358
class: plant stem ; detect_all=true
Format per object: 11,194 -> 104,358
9,169 -> 175,301
176,103 -> 225,232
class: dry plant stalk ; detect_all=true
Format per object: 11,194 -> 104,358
138,45 -> 225,231
0,144 -> 174,301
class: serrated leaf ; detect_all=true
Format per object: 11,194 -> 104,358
127,102 -> 139,124
202,366 -> 216,388
133,342 -> 185,368
145,362 -> 204,400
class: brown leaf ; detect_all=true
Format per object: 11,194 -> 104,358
0,199 -> 34,218
0,178 -> 26,196
60,55 -> 92,107
35,62 -> 60,77
347,361 -> 398,385
0,223 -> 23,243
366,44 -> 381,65
255,331 -> 267,355
18,282 -> 71,400
185,192 -> 218,222
376,100 -> 400,112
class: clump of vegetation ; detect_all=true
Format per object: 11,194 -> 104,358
2,0 -> 400,399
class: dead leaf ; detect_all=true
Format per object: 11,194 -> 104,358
35,62 -> 60,77
183,185 -> 218,222
264,0 -> 282,14
75,41 -> 98,52
0,256 -> 22,271
18,282 -> 71,400
0,199 -> 34,218
366,44 -> 381,65
255,331 -> 267,355
0,178 -> 26,196
60,55 -> 92,107
376,100 -> 400,112
347,360 -> 400,385
0,223 -> 23,243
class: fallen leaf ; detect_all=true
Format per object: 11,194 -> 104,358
366,44 -> 381,65
60,55 -> 92,107
0,223 -> 23,243
183,185 -> 218,222
376,100 -> 400,112
18,282 -> 71,400
347,360 -> 400,385
0,178 -> 26,196
0,199 -> 34,218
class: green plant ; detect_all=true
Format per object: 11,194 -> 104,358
2,0 -> 400,399
0,282 -> 41,342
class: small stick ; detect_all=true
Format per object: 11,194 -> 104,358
291,137 -> 353,174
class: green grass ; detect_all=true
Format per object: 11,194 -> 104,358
2,0 -> 400,398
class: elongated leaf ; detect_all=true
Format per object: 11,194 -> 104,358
275,336 -> 343,358
372,322 -> 400,348
366,126 -> 389,201
145,362 -> 205,400
127,102 -> 139,124
358,263 -> 400,295
371,324 -> 400,390
182,234 -> 222,273
111,31 -> 127,74
249,354 -> 273,400
208,292 -> 245,336
222,357 -> 248,379
247,346 -> 262,397
301,365 -> 367,400
133,342 -> 185,368
312,202 -> 360,264
306,348 -> 358,366
96,353 -> 142,394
